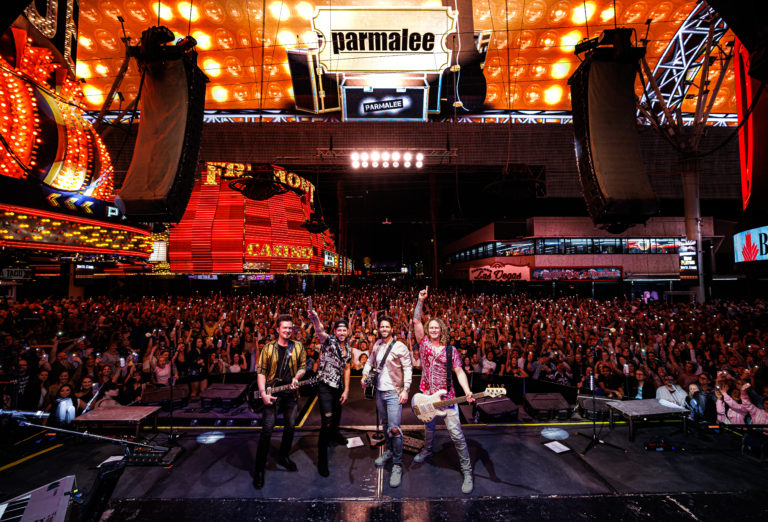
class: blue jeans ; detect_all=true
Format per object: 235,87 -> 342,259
423,404 -> 472,474
376,389 -> 403,465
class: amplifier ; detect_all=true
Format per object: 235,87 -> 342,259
200,383 -> 247,410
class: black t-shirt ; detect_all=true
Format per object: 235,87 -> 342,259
274,343 -> 294,396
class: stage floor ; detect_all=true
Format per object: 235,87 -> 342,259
1,380 -> 767,521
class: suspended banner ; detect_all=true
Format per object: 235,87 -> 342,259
469,263 -> 530,281
313,7 -> 456,74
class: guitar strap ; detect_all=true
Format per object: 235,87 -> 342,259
377,339 -> 395,374
446,344 -> 453,394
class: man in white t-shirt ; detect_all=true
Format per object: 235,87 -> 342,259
362,315 -> 412,489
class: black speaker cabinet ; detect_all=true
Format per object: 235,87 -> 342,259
524,392 -> 571,421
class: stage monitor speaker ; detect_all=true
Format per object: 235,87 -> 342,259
524,392 -> 571,421
568,31 -> 658,233
116,30 -> 208,222
200,383 -> 247,410
477,397 -> 519,423
140,383 -> 190,410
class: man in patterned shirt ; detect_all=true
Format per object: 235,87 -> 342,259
412,287 -> 475,494
308,307 -> 351,477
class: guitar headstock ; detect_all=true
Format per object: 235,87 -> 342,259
484,385 -> 507,398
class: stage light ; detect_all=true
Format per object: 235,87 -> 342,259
361,152 -> 369,161
544,85 -> 563,105
192,31 -> 212,49
404,152 -> 412,161
211,86 -> 228,102
600,7 -> 615,22
352,160 -> 360,169
371,151 -> 380,161
382,161 -> 389,168
296,1 -> 314,19
572,2 -> 596,24
382,152 -> 390,161
392,151 -> 400,161
551,59 -> 571,79
372,161 -> 379,168
154,2 -> 173,21
203,59 -> 222,77
351,152 -> 359,161
416,153 -> 424,161
362,161 -> 368,168
416,161 -> 423,168
75,62 -> 91,78
392,161 -> 399,167
404,161 -> 411,168
560,31 -> 582,53
269,2 -> 291,21
178,1 -> 200,21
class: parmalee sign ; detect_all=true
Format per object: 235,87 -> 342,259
313,7 -> 456,73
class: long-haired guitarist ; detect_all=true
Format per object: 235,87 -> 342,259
307,303 -> 352,478
362,315 -> 412,489
412,287 -> 475,494
252,314 -> 306,490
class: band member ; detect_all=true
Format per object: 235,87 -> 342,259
253,314 -> 307,489
362,315 -> 412,488
308,307 -> 352,477
412,287 -> 475,494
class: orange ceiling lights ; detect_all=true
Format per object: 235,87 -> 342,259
74,0 -> 735,113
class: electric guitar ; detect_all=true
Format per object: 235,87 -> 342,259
411,385 -> 506,423
247,376 -> 318,412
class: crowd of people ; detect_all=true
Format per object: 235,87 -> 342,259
1,284 -> 767,428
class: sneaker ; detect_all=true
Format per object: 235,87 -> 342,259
375,450 -> 393,467
461,473 -> 473,494
413,450 -> 432,464
389,465 -> 402,488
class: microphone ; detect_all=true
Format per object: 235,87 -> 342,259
589,374 -> 595,392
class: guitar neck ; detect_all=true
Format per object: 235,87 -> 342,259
269,378 -> 313,394
432,391 -> 487,410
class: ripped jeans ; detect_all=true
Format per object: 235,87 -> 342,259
376,389 -> 403,465
423,404 -> 472,474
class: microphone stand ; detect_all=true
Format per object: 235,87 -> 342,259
576,375 -> 626,456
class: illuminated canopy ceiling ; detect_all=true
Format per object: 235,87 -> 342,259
75,0 -> 736,114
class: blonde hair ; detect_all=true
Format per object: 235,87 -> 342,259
427,318 -> 451,346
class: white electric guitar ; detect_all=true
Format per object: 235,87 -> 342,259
411,386 -> 506,423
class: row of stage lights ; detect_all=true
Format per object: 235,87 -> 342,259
351,151 -> 424,169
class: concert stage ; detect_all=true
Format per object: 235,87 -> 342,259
1,380 -> 767,521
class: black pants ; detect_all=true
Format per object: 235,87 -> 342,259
317,383 -> 343,468
254,395 -> 298,473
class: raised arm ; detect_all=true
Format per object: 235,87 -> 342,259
413,287 -> 428,345
308,308 -> 328,344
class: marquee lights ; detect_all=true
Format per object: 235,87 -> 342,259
350,151 -> 424,169
0,204 -> 152,257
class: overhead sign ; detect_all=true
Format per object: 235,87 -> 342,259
342,86 -> 428,121
1,268 -> 31,280
469,263 -> 530,282
313,7 -> 456,73
531,267 -> 622,281
734,226 -> 768,263
678,240 -> 699,279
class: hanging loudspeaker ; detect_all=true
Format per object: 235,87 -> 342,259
115,27 -> 208,223
569,29 -> 658,233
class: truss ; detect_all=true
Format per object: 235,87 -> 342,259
639,2 -> 729,124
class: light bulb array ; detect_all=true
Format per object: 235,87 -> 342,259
350,151 -> 424,169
